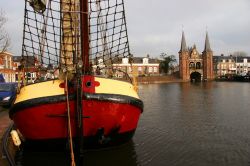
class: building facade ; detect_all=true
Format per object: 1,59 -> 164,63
0,52 -> 16,82
213,55 -> 250,77
13,56 -> 39,83
93,56 -> 160,78
236,57 -> 250,76
179,31 -> 214,81
112,56 -> 160,77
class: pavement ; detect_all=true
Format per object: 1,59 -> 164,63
0,108 -> 11,136
0,107 -> 12,166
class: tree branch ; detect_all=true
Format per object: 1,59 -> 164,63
0,9 -> 10,53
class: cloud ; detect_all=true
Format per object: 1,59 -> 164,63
1,1 -> 24,54
1,0 -> 250,58
125,0 -> 250,57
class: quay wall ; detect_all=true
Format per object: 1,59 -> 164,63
137,75 -> 184,84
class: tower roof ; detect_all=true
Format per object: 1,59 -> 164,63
203,31 -> 212,52
179,31 -> 188,53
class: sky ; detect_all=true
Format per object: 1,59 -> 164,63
1,0 -> 250,59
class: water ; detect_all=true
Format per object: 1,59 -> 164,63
18,82 -> 250,166
135,82 -> 250,166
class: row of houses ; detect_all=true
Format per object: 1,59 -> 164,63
213,55 -> 250,77
108,54 -> 250,78
0,52 -> 38,83
0,52 -> 16,82
0,52 -> 161,83
2,51 -> 249,82
99,56 -> 160,77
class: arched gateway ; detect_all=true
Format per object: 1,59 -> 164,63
179,31 -> 214,81
190,72 -> 202,82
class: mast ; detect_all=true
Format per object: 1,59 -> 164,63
80,0 -> 90,73
74,0 -> 89,162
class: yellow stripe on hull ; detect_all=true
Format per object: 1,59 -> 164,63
15,80 -> 64,104
95,77 -> 139,99
14,77 -> 139,104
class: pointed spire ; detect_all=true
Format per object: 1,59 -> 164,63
204,31 -> 212,52
179,31 -> 188,53
193,44 -> 196,49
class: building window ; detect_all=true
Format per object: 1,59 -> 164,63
3,59 -> 6,68
189,62 -> 195,69
148,67 -> 152,73
196,62 -> 201,69
138,67 -> 142,72
154,67 -> 157,72
8,58 -> 11,68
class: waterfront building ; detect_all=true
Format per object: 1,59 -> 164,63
213,55 -> 250,77
113,56 -> 160,77
0,52 -> 16,82
213,55 -> 236,77
93,55 -> 160,78
13,56 -> 39,83
179,31 -> 214,81
235,57 -> 250,76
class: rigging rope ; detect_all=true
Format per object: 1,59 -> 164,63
22,0 -> 131,78
39,0 -> 50,62
65,74 -> 76,166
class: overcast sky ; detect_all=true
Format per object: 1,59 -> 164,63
1,0 -> 250,58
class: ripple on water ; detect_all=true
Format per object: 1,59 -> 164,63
16,82 -> 250,166
134,82 -> 250,166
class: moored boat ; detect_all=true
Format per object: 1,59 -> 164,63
10,76 -> 143,149
9,0 -> 143,152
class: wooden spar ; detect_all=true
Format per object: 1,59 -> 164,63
80,0 -> 89,73
60,0 -> 84,162
75,0 -> 90,162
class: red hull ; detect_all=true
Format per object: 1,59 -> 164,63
10,76 -> 143,148
11,98 -> 142,147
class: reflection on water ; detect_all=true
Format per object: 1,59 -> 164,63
83,141 -> 138,166
17,82 -> 250,166
17,141 -> 138,166
136,82 -> 250,166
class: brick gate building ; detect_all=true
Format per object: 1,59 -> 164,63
179,31 -> 214,81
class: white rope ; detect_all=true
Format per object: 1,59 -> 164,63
65,74 -> 76,166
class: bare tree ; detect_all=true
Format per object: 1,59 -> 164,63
0,9 -> 10,53
232,51 -> 248,57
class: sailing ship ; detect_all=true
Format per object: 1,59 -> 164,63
9,0 -> 143,150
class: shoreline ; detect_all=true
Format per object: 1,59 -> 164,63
138,79 -> 185,84
137,75 -> 185,84
136,76 -> 250,84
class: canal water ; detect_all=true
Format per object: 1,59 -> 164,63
18,82 -> 250,166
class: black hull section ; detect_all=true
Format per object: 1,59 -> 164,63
22,130 -> 136,151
